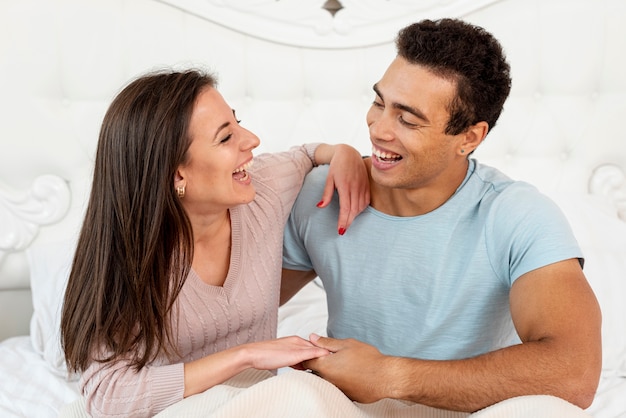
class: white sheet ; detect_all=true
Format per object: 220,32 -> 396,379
61,368 -> 595,418
0,336 -> 79,418
587,372 -> 626,417
1,281 -> 625,418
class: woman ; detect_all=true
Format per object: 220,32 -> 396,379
60,68 -> 368,417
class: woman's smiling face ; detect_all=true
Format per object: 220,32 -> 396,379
176,86 -> 260,215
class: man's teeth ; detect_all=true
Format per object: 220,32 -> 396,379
372,147 -> 402,162
233,160 -> 253,173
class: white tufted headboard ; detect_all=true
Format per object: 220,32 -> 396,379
1,0 -> 625,341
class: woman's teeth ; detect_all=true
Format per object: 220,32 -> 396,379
233,160 -> 253,173
233,160 -> 253,181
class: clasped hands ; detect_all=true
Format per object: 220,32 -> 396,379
296,333 -> 391,404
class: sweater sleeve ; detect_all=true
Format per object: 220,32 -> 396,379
250,144 -> 320,224
78,144 -> 321,418
80,358 -> 184,418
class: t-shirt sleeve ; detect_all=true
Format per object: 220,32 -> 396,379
486,183 -> 584,286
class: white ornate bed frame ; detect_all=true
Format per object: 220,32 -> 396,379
1,1 -> 625,416
1,0 -> 625,392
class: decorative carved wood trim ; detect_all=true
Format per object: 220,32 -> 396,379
156,0 -> 502,48
0,175 -> 71,262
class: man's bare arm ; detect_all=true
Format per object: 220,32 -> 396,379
304,258 -> 602,412
280,268 -> 317,306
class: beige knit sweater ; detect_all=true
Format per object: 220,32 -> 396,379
80,146 -> 316,418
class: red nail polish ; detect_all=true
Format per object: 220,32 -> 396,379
338,227 -> 346,235
316,200 -> 324,207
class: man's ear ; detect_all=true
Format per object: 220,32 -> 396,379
458,121 -> 488,156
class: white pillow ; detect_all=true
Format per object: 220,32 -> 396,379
27,236 -> 78,380
26,177 -> 89,380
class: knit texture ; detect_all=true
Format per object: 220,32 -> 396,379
79,146 -> 315,418
63,369 -> 592,418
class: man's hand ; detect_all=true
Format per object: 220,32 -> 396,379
303,334 -> 391,403
300,260 -> 602,412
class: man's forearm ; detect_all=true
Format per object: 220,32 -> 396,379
306,334 -> 599,412
306,260 -> 602,412
280,268 -> 316,305
381,341 -> 598,412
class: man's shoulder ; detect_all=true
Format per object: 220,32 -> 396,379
298,165 -> 330,197
472,161 -> 540,196
305,165 -> 330,183
289,165 -> 338,223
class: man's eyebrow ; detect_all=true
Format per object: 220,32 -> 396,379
372,83 -> 430,124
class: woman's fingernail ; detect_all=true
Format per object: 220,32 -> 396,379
316,200 -> 324,207
338,227 -> 346,235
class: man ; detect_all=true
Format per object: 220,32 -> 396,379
281,18 -> 601,413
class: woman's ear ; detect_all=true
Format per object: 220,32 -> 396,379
459,121 -> 488,156
174,168 -> 186,194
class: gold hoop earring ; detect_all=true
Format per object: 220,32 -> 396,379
177,185 -> 185,198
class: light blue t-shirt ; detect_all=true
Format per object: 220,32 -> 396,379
283,159 -> 583,360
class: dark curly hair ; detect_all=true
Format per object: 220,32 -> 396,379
396,18 -> 512,136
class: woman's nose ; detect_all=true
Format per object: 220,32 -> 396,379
242,128 -> 260,150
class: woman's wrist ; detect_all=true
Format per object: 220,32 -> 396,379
314,143 -> 361,166
304,142 -> 322,166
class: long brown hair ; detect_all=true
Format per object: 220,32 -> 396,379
61,69 -> 217,373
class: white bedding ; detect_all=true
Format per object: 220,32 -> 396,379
0,337 -> 79,417
1,281 -> 625,418
1,0 -> 626,416
60,369 -> 595,418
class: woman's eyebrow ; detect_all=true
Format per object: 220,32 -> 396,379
214,121 -> 230,140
